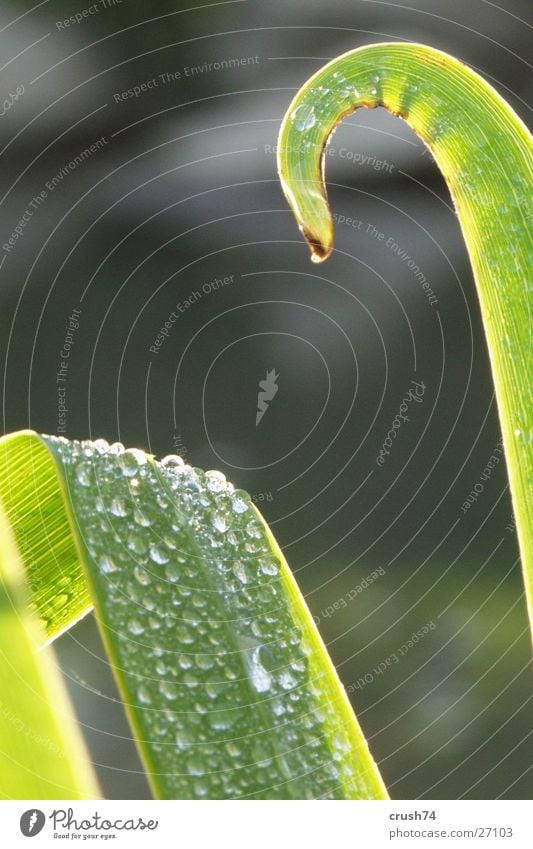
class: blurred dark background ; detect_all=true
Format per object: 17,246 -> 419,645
0,0 -> 531,799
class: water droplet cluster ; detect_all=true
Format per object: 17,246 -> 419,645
44,436 -> 374,799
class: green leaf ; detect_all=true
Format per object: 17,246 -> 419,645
0,431 -> 387,800
277,42 -> 533,630
0,496 -> 99,799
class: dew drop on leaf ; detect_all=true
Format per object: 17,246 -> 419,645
99,553 -> 118,574
110,497 -> 128,517
137,685 -> 152,705
118,449 -> 147,477
205,470 -> 227,493
149,544 -> 170,565
243,644 -> 272,694
134,566 -> 151,586
75,462 -> 92,487
159,681 -> 178,701
161,454 -> 185,469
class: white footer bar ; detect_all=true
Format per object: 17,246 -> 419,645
1,799 -> 529,849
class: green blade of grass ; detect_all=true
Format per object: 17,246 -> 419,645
277,42 -> 533,629
0,432 -> 91,642
0,498 -> 99,799
0,430 -> 387,800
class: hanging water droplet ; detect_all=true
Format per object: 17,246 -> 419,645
291,103 -> 316,132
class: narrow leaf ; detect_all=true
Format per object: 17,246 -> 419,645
0,431 -> 90,641
277,42 -> 533,628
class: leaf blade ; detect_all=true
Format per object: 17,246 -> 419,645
0,431 -> 387,800
0,496 -> 99,799
277,42 -> 533,630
